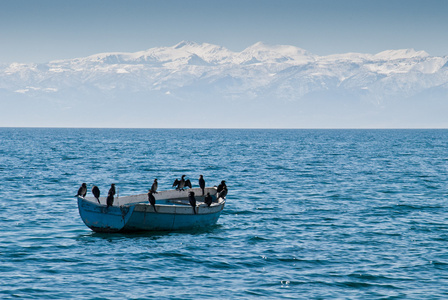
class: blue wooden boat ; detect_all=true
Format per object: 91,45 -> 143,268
77,187 -> 225,233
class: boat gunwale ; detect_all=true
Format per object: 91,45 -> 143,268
78,186 -> 225,215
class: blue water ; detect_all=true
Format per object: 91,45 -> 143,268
1,128 -> 448,299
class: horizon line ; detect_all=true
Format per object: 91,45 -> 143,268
1,126 -> 447,130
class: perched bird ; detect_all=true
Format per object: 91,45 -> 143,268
106,184 -> 116,207
204,192 -> 212,207
172,175 -> 184,190
199,175 -> 205,196
147,190 -> 157,213
188,191 -> 197,214
173,175 -> 192,191
92,185 -> 101,203
108,184 -> 116,197
106,194 -> 114,207
77,183 -> 87,197
217,180 -> 226,193
150,179 -> 158,194
217,186 -> 228,200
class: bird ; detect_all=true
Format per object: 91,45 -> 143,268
217,180 -> 226,193
76,183 -> 87,197
217,186 -> 228,200
147,190 -> 157,213
188,191 -> 197,214
106,194 -> 114,207
92,185 -> 100,203
106,184 -> 116,207
108,184 -> 116,197
150,179 -> 158,194
204,192 -> 212,207
199,175 -> 205,196
173,175 -> 192,191
172,175 -> 184,190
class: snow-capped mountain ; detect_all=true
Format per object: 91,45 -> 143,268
1,41 -> 447,128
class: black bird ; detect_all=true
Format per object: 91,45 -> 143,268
106,183 -> 116,207
150,179 -> 158,194
188,191 -> 197,214
217,180 -> 226,193
217,186 -> 228,200
77,183 -> 87,197
172,175 -> 184,190
173,175 -> 192,191
204,192 -> 212,207
199,175 -> 205,196
92,185 -> 101,203
108,184 -> 116,197
106,194 -> 114,207
147,190 -> 157,212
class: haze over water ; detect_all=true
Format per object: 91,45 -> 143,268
1,128 -> 448,299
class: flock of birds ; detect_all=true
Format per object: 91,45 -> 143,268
76,175 -> 228,213
76,182 -> 115,206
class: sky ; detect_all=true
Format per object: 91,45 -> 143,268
1,0 -> 448,64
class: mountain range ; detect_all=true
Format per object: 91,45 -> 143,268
1,41 -> 448,128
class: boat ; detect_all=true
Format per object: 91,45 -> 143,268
77,187 -> 225,233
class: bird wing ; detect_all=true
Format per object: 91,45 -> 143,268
218,188 -> 228,199
185,179 -> 192,189
172,179 -> 179,187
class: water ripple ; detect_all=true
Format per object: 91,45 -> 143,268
1,129 -> 448,299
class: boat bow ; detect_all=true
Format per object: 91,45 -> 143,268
77,197 -> 135,232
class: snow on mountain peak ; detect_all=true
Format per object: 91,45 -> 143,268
47,41 -> 315,68
245,41 -> 309,54
3,41 -> 447,104
373,48 -> 429,60
173,40 -> 198,49
171,41 -> 232,57
239,42 -> 314,64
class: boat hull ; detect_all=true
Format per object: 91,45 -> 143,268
77,187 -> 225,233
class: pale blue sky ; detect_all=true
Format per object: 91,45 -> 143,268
1,0 -> 447,64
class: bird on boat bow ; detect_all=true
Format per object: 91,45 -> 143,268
76,183 -> 87,197
92,185 -> 100,203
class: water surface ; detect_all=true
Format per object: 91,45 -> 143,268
1,128 -> 448,299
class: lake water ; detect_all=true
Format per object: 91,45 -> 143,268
1,128 -> 448,299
